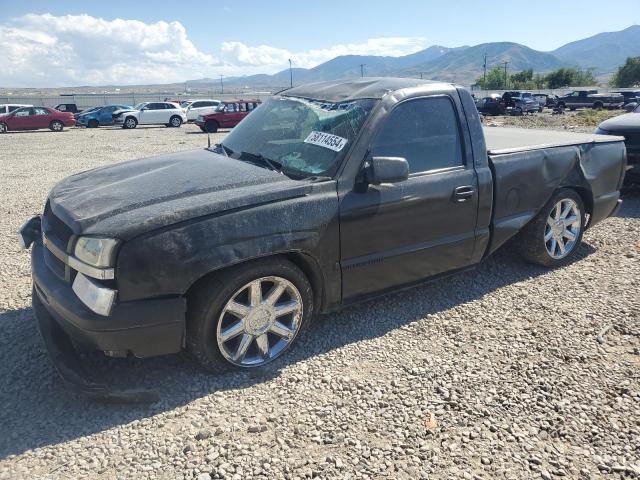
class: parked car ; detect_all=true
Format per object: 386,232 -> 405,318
54,103 -> 80,114
556,91 -> 624,110
612,90 -> 640,106
0,104 -> 32,115
502,91 -> 539,115
195,100 -> 261,132
19,78 -> 626,397
625,102 -> 639,112
0,106 -> 75,133
112,102 -> 187,129
75,105 -> 132,128
477,95 -> 506,116
595,104 -> 640,183
185,99 -> 222,121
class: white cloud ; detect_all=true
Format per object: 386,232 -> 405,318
0,13 -> 217,87
221,37 -> 428,70
0,13 -> 427,87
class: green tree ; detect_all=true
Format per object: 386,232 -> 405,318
611,57 -> 640,87
545,67 -> 596,88
475,65 -> 508,89
511,69 -> 533,87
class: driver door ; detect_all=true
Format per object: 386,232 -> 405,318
9,107 -> 33,130
339,96 -> 479,301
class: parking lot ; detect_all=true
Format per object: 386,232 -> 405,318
0,124 -> 639,479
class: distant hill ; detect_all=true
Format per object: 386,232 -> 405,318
183,26 -> 640,89
399,42 -> 566,83
552,25 -> 640,73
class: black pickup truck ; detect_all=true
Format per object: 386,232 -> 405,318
20,78 -> 626,397
556,90 -> 625,110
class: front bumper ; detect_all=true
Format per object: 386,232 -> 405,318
31,240 -> 186,358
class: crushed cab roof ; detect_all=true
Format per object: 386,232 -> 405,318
281,77 -> 447,102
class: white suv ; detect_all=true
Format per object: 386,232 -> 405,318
0,104 -> 32,115
185,99 -> 221,121
113,102 -> 187,129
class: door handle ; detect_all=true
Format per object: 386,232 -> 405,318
454,186 -> 475,202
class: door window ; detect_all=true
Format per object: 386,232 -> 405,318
33,108 -> 49,115
14,108 -> 31,116
370,96 -> 464,174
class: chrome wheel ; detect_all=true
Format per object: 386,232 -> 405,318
216,276 -> 303,367
125,118 -> 136,129
170,116 -> 181,127
0,123 -> 6,133
545,199 -> 581,259
51,121 -> 63,131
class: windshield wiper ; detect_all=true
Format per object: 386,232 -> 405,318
239,151 -> 284,175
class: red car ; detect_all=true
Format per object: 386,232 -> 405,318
195,99 -> 261,133
0,106 -> 75,133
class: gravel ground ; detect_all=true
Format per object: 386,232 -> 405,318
483,109 -> 625,133
0,124 -> 639,480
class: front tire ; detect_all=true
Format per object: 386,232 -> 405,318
518,188 -> 585,267
0,122 -> 7,133
50,120 -> 64,132
204,120 -> 219,133
87,119 -> 99,128
169,115 -> 182,127
123,117 -> 137,129
187,258 -> 314,372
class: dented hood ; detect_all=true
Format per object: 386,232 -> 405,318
48,149 -> 309,239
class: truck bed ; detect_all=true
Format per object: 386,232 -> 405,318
484,127 -> 624,155
483,126 -> 626,257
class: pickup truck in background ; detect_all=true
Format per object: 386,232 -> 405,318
19,78 -> 626,398
557,90 -> 625,110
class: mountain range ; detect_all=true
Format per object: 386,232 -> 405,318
192,25 -> 640,88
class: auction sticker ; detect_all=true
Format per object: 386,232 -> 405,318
304,131 -> 348,152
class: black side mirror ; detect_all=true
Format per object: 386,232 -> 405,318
364,156 -> 410,185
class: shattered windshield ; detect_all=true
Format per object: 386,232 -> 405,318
218,96 -> 376,177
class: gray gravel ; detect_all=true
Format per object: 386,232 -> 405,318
0,124 -> 639,479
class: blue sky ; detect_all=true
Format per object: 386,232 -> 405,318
1,0 -> 638,87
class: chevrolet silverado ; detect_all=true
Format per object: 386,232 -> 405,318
20,78 -> 626,398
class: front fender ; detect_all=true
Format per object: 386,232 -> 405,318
115,182 -> 341,310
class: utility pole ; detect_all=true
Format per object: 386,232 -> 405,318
483,53 -> 487,86
288,59 -> 293,88
503,61 -> 509,89
220,75 -> 224,95
420,72 -> 423,79
360,64 -> 365,78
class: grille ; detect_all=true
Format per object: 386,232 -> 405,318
43,247 -> 66,280
43,202 -> 73,249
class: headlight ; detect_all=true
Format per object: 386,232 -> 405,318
197,115 -> 203,121
74,236 -> 119,268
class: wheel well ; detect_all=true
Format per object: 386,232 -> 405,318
565,186 -> 593,224
185,252 -> 325,311
125,115 -> 137,122
206,119 -> 219,126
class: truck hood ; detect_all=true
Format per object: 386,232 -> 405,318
599,112 -> 640,133
48,149 -> 309,239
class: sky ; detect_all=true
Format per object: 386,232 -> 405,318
1,0 -> 638,87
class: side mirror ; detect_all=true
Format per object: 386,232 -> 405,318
364,156 -> 409,185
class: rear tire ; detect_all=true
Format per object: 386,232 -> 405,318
0,122 -> 7,133
123,117 -> 137,129
593,101 -> 603,110
187,257 -> 314,372
169,115 -> 182,128
88,119 -> 99,128
50,120 -> 64,132
204,120 -> 219,133
517,188 -> 585,267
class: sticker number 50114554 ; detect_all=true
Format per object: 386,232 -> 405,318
303,131 -> 348,152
